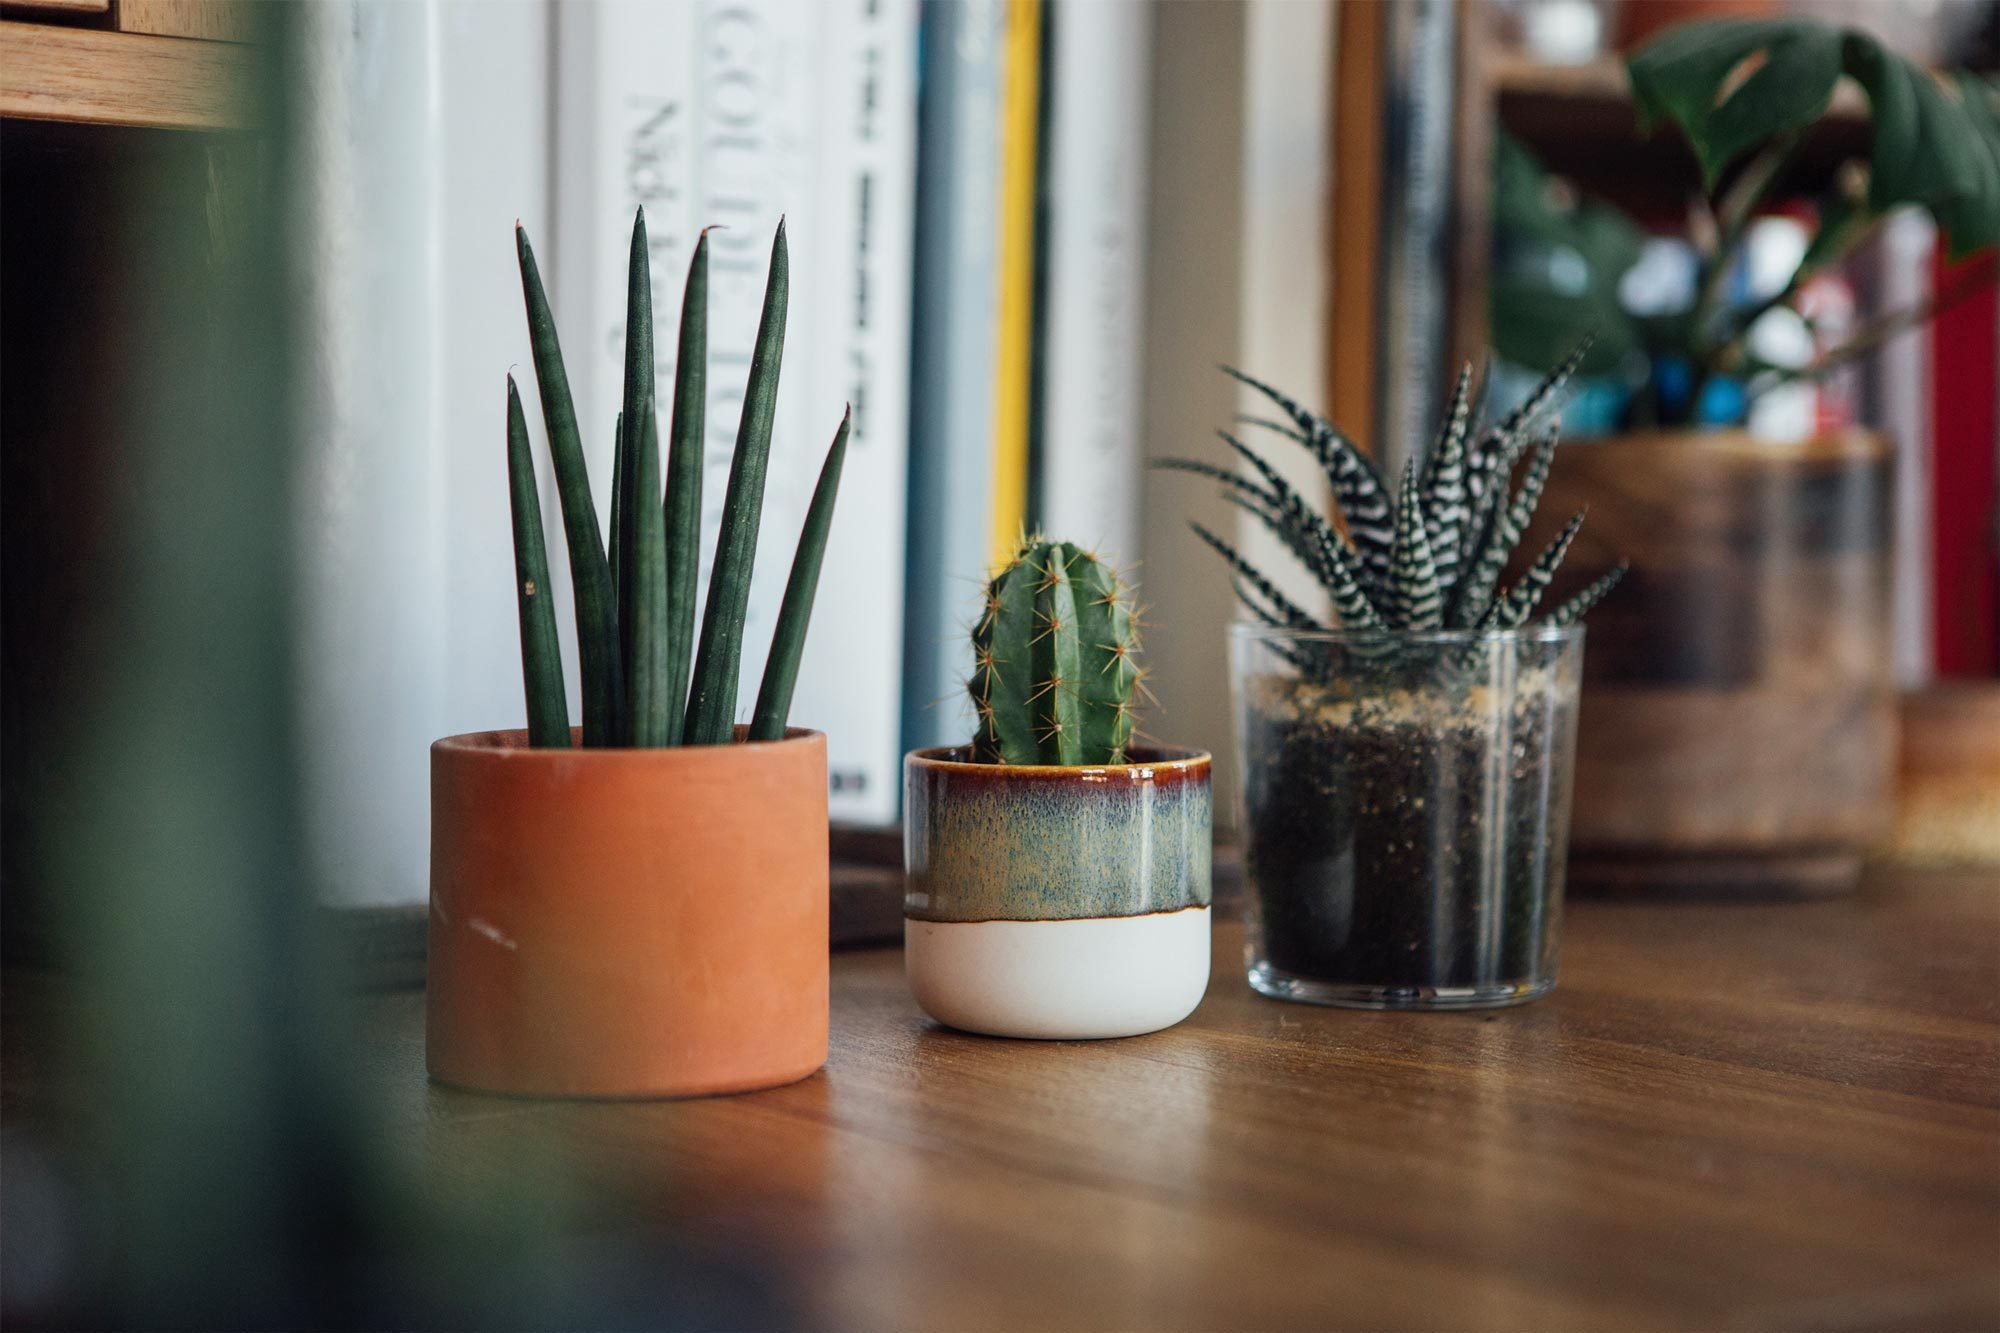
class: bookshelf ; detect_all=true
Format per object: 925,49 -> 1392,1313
1491,50 -> 1872,219
0,21 -> 253,130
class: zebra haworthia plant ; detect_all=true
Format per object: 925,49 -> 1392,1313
507,209 -> 849,748
969,537 -> 1144,766
1162,350 -> 1626,662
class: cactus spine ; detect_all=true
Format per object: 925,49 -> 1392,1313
970,538 -> 1141,765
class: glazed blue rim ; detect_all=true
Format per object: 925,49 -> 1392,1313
906,745 -> 1210,776
1229,621 -> 1585,647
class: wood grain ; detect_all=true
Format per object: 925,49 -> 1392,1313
346,867 -> 1999,1331
1892,683 -> 2000,867
0,20 -> 252,130
5,0 -> 109,14
115,0 -> 261,43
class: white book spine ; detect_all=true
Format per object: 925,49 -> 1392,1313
552,0 -> 916,823
1036,0 -> 1154,568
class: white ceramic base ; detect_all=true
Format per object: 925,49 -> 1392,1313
905,907 -> 1211,1039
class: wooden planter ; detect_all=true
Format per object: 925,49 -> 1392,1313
1523,431 -> 1897,894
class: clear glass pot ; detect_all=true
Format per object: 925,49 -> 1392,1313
1229,623 -> 1584,1009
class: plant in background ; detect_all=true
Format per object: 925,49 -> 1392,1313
1161,352 -> 1627,667
1494,16 -> 2000,429
967,537 -> 1143,765
506,211 -> 849,748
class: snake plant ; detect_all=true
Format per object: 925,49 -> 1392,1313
1162,352 -> 1626,665
507,210 -> 848,747
968,537 -> 1143,765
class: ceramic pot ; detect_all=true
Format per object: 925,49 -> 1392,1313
903,747 -> 1213,1039
1520,431 -> 1896,894
427,726 -> 829,1097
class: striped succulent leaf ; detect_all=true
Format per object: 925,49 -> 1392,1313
1483,507 -> 1588,631
1450,430 -> 1558,628
1236,414 -> 1309,444
1386,461 -> 1444,630
1419,362 -> 1474,592
1547,560 -> 1629,629
1222,366 -> 1395,584
1461,340 -> 1589,527
1154,456 -> 1278,508
1173,355 -> 1622,667
1188,522 -> 1334,634
1220,492 -> 1387,638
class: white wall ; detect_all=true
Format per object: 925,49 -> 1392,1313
294,0 -> 553,907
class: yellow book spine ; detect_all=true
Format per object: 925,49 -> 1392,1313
989,0 -> 1041,571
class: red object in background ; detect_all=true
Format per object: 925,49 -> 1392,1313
1930,252 -> 1999,677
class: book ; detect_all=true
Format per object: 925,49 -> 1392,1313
903,0 -> 1009,755
1930,247 -> 2000,677
553,0 -> 919,823
988,0 -> 1043,569
1032,0 -> 1154,569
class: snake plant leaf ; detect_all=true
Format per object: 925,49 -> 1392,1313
1547,560 -> 1629,629
1386,461 -> 1442,631
616,209 -> 656,708
516,224 -> 622,745
623,396 -> 673,746
1484,507 -> 1589,631
1221,367 -> 1395,585
662,229 -> 710,745
505,375 -> 570,748
1188,522 -> 1334,635
750,407 -> 850,742
1420,363 -> 1473,594
686,220 -> 789,745
608,412 -> 624,607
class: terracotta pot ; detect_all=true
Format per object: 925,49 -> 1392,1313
427,726 -> 829,1097
904,746 -> 1212,1039
1520,430 -> 1897,893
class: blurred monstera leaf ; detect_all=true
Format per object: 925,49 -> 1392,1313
1628,18 -> 2000,258
1491,133 -> 1643,375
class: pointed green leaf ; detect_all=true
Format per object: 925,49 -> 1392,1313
1548,560 -> 1629,629
516,223 -> 621,745
750,408 -> 849,742
686,220 -> 788,745
506,376 -> 570,747
616,209 -> 655,710
608,411 -> 624,608
662,230 -> 710,745
1387,461 -> 1442,630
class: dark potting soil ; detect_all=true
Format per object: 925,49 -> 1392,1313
1241,680 -> 1575,993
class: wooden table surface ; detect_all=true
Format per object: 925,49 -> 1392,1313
350,868 -> 2000,1332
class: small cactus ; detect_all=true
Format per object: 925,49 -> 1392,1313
969,538 -> 1142,765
